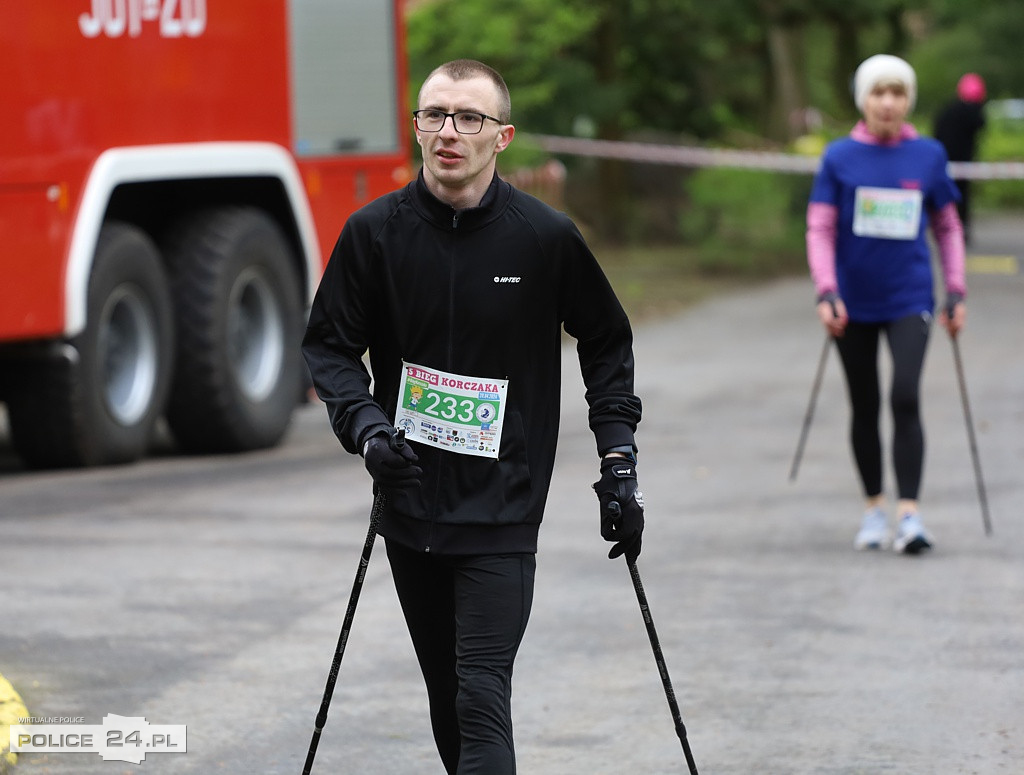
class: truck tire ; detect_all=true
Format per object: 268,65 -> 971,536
7,221 -> 174,468
163,206 -> 303,453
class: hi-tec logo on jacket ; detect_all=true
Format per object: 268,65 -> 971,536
493,276 -> 521,283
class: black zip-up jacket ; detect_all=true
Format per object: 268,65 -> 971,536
302,171 -> 641,554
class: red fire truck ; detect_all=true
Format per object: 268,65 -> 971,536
0,0 -> 412,468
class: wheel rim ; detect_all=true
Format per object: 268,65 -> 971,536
99,285 -> 159,425
227,266 -> 284,403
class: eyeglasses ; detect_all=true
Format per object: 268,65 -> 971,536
413,110 -> 503,135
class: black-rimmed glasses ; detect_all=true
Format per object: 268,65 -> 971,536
413,110 -> 503,134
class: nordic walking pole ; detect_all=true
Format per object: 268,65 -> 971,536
789,333 -> 832,482
626,558 -> 699,774
302,429 -> 405,775
950,336 -> 993,536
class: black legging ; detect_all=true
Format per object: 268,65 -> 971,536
385,539 -> 536,775
833,312 -> 931,501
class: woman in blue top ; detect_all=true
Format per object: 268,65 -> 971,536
806,54 -> 967,554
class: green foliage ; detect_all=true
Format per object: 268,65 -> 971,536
922,0 -> 1024,101
975,118 -> 1024,209
406,0 -> 601,133
680,168 -> 811,273
495,136 -> 550,175
407,0 -> 775,141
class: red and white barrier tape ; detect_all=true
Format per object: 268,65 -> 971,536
948,161 -> 1024,180
526,134 -> 1024,180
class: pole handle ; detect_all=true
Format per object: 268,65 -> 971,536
389,428 -> 406,451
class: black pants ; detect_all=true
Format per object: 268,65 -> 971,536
833,313 -> 931,501
385,539 -> 536,775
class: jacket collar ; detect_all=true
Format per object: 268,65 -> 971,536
850,120 -> 920,146
409,169 -> 511,230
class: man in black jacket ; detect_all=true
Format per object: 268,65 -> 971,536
302,59 -> 643,775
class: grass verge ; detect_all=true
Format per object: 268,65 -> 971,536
596,243 -> 801,323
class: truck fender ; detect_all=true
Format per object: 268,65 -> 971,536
64,142 -> 322,337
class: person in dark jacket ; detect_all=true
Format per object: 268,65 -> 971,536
302,59 -> 643,775
933,73 -> 987,243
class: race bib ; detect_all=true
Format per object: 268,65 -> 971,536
852,186 -> 922,240
395,362 -> 508,459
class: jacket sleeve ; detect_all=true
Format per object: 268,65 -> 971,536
806,202 -> 839,298
302,217 -> 393,455
558,219 -> 642,456
928,202 -> 967,298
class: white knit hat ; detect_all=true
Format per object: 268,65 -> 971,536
853,54 -> 917,113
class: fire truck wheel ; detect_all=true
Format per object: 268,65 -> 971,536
163,206 -> 303,453
7,221 -> 174,467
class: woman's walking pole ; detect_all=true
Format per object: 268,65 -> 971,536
789,335 -> 831,482
950,337 -> 993,535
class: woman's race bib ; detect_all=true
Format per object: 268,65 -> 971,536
852,186 -> 923,240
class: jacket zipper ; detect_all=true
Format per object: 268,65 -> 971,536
425,209 -> 461,554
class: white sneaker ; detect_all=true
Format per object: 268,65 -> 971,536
854,507 -> 889,550
893,513 -> 933,555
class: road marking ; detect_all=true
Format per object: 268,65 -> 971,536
1,673 -> 29,773
966,255 -> 1019,275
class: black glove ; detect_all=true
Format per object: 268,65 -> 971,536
363,429 -> 422,488
944,291 -> 965,319
816,290 -> 840,317
593,457 -> 644,563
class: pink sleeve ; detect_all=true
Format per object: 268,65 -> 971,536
928,202 -> 967,296
806,202 -> 838,297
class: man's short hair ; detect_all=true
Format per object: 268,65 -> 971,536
420,59 -> 511,124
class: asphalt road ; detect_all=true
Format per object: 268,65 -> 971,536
1,214 -> 1021,774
